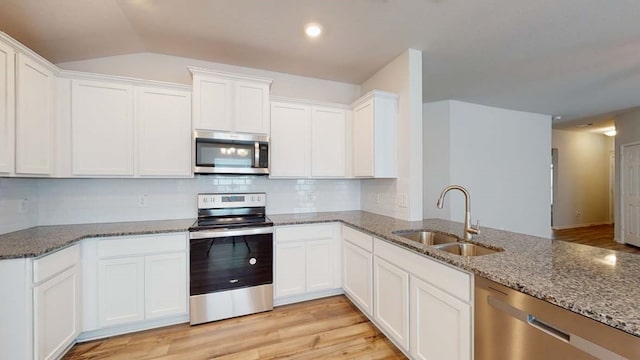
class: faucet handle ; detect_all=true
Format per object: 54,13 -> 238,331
470,220 -> 481,234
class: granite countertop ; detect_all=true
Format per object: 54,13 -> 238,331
0,218 -> 194,259
269,211 -> 640,338
1,211 -> 639,338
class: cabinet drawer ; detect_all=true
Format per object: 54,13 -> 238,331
374,238 -> 471,303
33,244 -> 80,284
342,225 -> 373,252
276,223 -> 337,243
97,233 -> 187,258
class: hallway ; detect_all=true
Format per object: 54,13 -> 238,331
552,224 -> 640,255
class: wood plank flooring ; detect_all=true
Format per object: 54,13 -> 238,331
552,224 -> 640,254
63,295 -> 406,360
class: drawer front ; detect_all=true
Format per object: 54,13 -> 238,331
276,223 -> 338,243
342,225 -> 373,252
97,233 -> 187,258
374,238 -> 471,303
33,244 -> 80,284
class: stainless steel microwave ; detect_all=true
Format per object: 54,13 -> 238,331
193,131 -> 269,175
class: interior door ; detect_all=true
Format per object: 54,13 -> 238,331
622,143 -> 640,246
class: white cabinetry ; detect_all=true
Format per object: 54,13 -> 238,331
0,40 -> 15,174
373,256 -> 409,350
270,98 -> 349,178
274,223 -> 342,305
351,91 -> 398,178
373,238 -> 472,359
135,86 -> 192,176
15,53 -> 55,175
191,67 -> 272,134
71,80 -> 134,176
83,233 -> 188,338
342,225 -> 373,316
68,78 -> 192,177
33,245 -> 81,360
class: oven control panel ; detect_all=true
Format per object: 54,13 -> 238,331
197,193 -> 266,209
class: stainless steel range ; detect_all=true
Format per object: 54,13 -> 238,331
188,192 -> 273,325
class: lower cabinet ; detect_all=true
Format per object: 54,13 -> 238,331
342,230 -> 373,316
83,233 -> 188,338
410,275 -> 471,360
274,223 -> 341,304
33,245 -> 81,360
373,256 -> 409,350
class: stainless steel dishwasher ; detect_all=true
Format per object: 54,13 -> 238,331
475,276 -> 640,360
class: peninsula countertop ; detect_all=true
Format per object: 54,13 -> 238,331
1,211 -> 638,338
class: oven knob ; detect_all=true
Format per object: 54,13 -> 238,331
249,258 -> 257,265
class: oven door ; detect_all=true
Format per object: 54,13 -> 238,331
189,227 -> 273,296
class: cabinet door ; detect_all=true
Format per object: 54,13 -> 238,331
306,239 -> 333,292
72,80 -> 134,176
352,99 -> 375,177
97,257 -> 145,327
373,256 -> 409,350
342,240 -> 373,316
0,41 -> 14,174
311,106 -> 346,177
410,275 -> 471,360
145,253 -> 188,319
234,80 -> 269,134
15,54 -> 54,175
275,241 -> 306,298
192,75 -> 232,131
135,87 -> 192,176
270,101 -> 310,177
34,266 -> 80,360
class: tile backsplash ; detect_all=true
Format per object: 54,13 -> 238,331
0,178 -> 38,234
35,176 -> 361,225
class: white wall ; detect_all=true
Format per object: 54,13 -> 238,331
423,100 -> 552,238
360,49 -> 423,221
552,130 -> 612,229
0,178 -> 38,234
57,53 -> 361,104
614,109 -> 640,242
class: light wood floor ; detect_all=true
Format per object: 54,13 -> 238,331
63,295 -> 406,360
552,224 -> 640,255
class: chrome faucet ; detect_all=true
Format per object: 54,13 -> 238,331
436,185 -> 480,240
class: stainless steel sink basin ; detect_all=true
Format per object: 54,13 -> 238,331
434,242 -> 502,256
393,230 -> 460,245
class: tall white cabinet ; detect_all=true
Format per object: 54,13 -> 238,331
15,54 -> 55,175
351,90 -> 398,178
0,40 -> 14,174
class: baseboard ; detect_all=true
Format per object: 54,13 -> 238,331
77,314 -> 189,342
552,222 -> 613,230
274,288 -> 344,306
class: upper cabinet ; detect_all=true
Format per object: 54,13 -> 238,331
0,40 -> 14,175
351,91 -> 398,178
71,80 -> 134,176
270,97 -> 350,178
190,67 -> 272,135
15,53 -> 56,176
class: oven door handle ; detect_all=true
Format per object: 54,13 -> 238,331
190,226 -> 274,239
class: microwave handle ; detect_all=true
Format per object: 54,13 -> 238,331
254,142 -> 260,168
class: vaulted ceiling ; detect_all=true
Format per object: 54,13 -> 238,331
2,0 -> 640,124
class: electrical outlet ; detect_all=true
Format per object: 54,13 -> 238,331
18,198 -> 28,214
138,195 -> 148,208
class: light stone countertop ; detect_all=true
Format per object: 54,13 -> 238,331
1,211 -> 639,338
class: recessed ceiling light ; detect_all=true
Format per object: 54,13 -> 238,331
305,23 -> 322,38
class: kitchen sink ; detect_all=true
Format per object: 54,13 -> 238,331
393,230 -> 461,245
434,242 -> 502,256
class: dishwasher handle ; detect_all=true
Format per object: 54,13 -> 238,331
527,314 -> 570,342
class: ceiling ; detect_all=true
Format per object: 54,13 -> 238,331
2,0 -> 640,125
